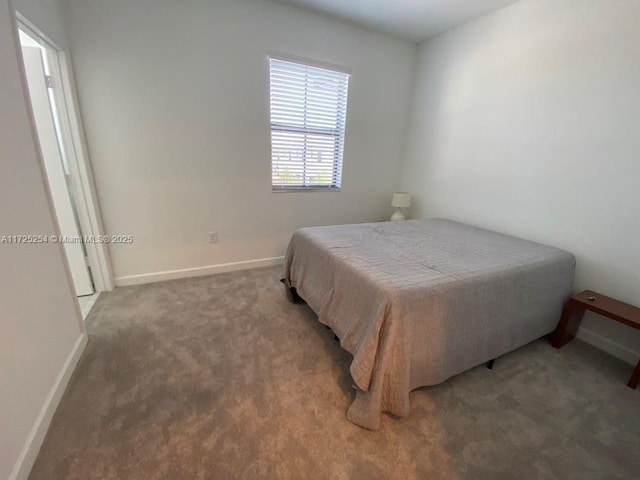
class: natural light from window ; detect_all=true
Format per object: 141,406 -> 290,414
269,56 -> 350,191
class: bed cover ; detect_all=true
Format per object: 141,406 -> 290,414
282,219 -> 575,430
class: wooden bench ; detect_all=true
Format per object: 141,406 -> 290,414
552,290 -> 640,389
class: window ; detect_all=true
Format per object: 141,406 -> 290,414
269,56 -> 350,191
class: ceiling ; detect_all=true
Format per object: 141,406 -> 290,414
270,0 -> 521,43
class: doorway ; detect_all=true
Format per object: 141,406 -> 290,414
17,16 -> 114,318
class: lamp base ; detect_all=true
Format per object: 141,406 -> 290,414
390,209 -> 405,221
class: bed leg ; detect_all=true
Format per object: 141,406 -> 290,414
281,278 -> 303,304
487,359 -> 495,370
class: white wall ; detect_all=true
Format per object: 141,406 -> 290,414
0,1 -> 86,479
402,0 -> 640,362
60,0 -> 417,283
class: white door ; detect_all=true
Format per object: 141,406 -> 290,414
21,45 -> 94,296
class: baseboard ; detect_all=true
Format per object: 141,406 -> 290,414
576,327 -> 638,366
9,333 -> 88,480
114,256 -> 285,287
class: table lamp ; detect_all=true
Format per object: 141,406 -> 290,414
391,192 -> 410,221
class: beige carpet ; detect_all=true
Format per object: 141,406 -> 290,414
29,266 -> 639,479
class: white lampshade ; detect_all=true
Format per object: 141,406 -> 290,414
391,192 -> 410,208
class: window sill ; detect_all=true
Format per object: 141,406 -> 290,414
272,186 -> 341,193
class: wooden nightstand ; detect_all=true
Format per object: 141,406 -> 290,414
552,290 -> 640,389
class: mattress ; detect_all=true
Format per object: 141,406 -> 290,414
282,218 -> 575,430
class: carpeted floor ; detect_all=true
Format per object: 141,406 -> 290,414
29,266 -> 639,479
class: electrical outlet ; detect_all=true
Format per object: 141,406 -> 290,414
208,231 -> 218,243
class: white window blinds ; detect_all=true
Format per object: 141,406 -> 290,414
269,56 -> 350,190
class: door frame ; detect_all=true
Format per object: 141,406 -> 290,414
16,12 -> 114,292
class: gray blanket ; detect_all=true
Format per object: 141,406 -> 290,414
282,219 -> 575,429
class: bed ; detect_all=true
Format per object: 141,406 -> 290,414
281,218 -> 575,430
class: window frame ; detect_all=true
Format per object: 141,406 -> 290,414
268,53 -> 351,192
